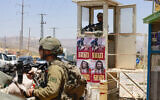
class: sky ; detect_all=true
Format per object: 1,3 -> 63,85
0,0 -> 153,39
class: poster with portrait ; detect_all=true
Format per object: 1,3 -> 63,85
151,32 -> 160,50
91,60 -> 106,83
90,37 -> 105,60
77,37 -> 106,83
77,37 -> 91,59
77,59 -> 92,82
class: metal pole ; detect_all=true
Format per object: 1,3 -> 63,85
41,14 -> 43,38
19,0 -> 24,51
50,27 -> 56,37
4,36 -> 6,50
28,28 -> 30,51
40,14 -> 47,38
53,27 -> 55,37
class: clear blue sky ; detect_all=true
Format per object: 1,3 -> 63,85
0,0 -> 153,39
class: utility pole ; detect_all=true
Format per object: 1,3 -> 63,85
50,27 -> 56,37
40,14 -> 47,38
19,0 -> 24,51
4,36 -> 6,50
28,28 -> 31,51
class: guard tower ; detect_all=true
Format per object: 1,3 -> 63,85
73,0 -> 137,70
72,0 -> 144,99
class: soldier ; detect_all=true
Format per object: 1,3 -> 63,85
82,12 -> 103,32
26,36 -> 66,100
94,12 -> 103,31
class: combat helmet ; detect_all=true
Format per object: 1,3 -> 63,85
39,36 -> 63,55
97,12 -> 103,18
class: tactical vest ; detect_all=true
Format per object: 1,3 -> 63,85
52,60 -> 87,100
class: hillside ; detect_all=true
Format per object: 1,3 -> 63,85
0,37 -> 77,55
0,36 -> 145,55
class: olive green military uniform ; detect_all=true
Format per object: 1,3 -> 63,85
95,22 -> 103,31
33,60 -> 66,100
95,12 -> 103,31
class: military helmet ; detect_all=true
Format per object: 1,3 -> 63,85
97,12 -> 103,18
39,36 -> 63,55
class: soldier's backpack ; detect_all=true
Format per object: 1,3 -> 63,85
52,60 -> 87,100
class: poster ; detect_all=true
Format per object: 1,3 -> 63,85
90,37 -> 105,60
77,37 -> 106,83
151,32 -> 160,50
91,60 -> 106,83
77,37 -> 91,59
77,60 -> 92,82
155,0 -> 160,11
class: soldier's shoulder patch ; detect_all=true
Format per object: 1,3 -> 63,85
49,77 -> 57,83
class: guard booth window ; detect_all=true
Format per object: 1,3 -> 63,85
120,8 -> 133,33
81,7 -> 104,33
82,7 -> 89,29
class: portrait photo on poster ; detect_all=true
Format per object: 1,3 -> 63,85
77,59 -> 92,82
90,37 -> 105,60
92,60 -> 105,74
91,60 -> 106,83
77,37 -> 91,51
90,37 -> 105,52
77,37 -> 92,59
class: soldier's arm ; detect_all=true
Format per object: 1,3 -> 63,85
33,65 -> 64,99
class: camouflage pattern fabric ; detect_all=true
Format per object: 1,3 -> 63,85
33,60 -> 66,100
52,60 -> 87,100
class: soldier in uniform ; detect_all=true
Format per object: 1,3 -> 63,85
26,36 -> 66,100
94,12 -> 103,31
82,12 -> 103,32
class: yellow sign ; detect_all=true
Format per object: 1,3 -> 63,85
155,0 -> 160,11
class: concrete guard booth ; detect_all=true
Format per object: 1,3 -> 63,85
144,10 -> 160,100
73,0 -> 137,69
72,0 -> 140,99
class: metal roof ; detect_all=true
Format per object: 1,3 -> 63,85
143,10 -> 160,23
